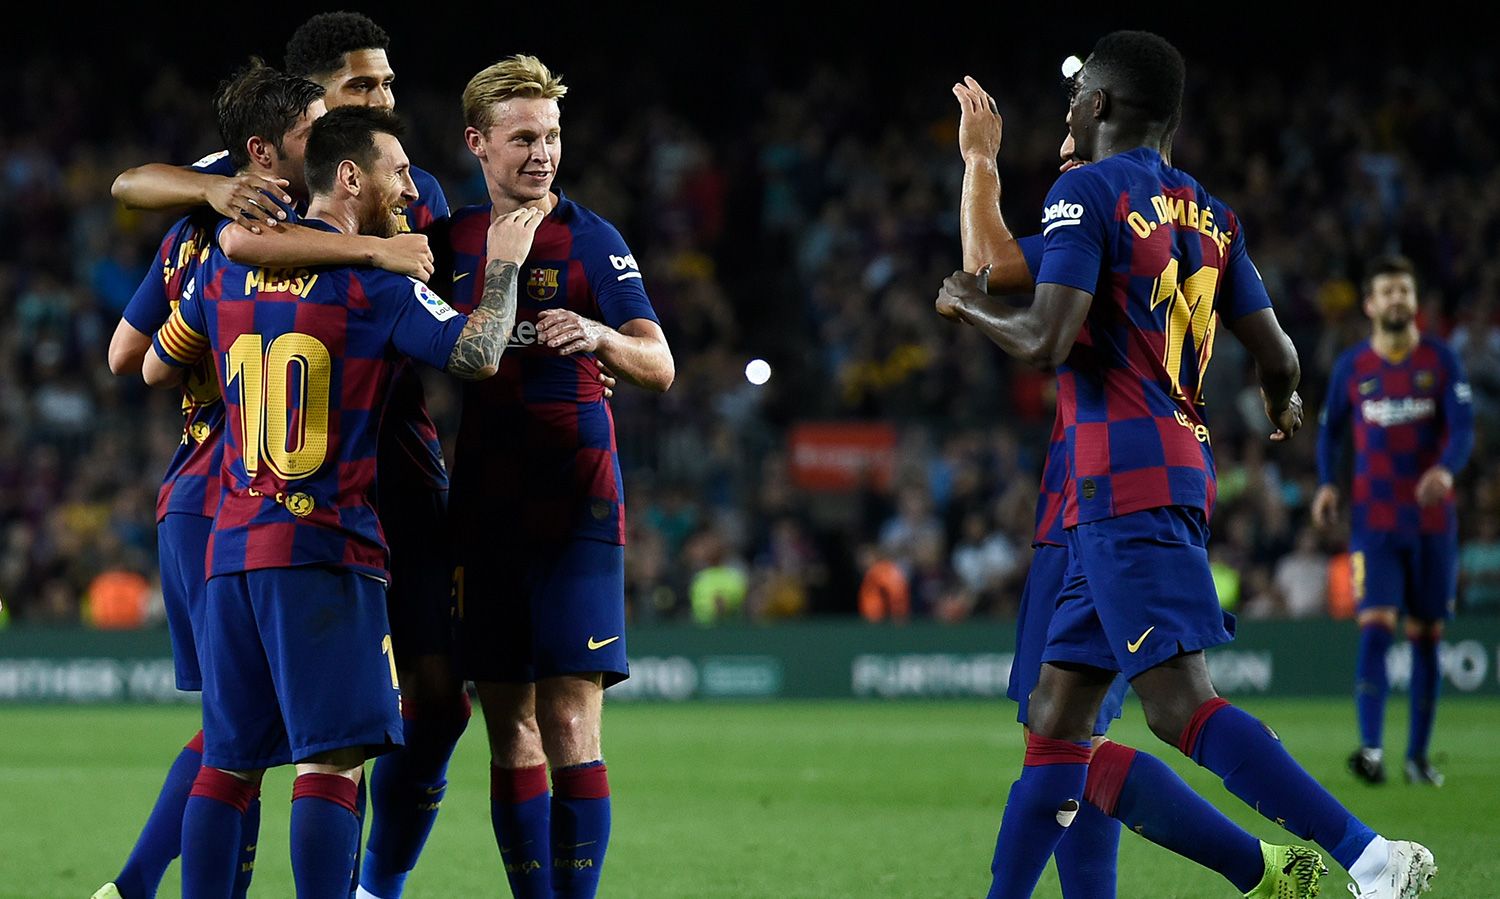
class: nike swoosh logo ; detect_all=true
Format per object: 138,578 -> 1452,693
425,785 -> 444,795
1126,626 -> 1156,654
453,271 -> 471,282
558,840 -> 597,849
587,636 -> 620,650
499,840 -> 532,854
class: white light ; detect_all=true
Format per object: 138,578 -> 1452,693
1062,55 -> 1084,79
744,358 -> 772,385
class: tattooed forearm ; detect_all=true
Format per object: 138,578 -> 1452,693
446,260 -> 519,380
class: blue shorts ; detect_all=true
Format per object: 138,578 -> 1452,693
456,537 -> 629,686
199,567 -> 404,771
1352,531 -> 1458,621
1010,544 -> 1127,735
380,484 -> 455,659
158,513 -> 211,691
1045,506 -> 1236,681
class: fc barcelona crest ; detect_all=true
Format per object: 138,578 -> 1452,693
1415,370 -> 1436,391
527,266 -> 560,301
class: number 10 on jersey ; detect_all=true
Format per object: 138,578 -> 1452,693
226,333 -> 333,478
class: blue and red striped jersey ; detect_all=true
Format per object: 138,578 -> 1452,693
123,212 -> 223,521
153,218 -> 469,580
1036,147 -> 1273,527
436,194 -> 660,545
194,150 -> 452,491
1317,336 -> 1473,536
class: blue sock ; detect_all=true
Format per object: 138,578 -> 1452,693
551,761 -> 612,899
987,734 -> 1093,899
491,763 -> 552,898
291,773 -> 362,899
349,774 -> 367,899
1052,794 -> 1119,899
1407,635 -> 1440,760
1182,699 -> 1376,871
1355,624 -> 1393,748
232,798 -> 259,899
361,706 -> 469,898
114,730 -> 203,899
181,767 -> 259,899
1086,740 -> 1264,892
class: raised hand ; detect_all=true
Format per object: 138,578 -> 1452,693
952,75 -> 1003,165
372,233 -> 434,282
487,206 -> 547,265
209,173 -> 294,233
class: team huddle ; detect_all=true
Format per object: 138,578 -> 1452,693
92,15 -> 1461,899
99,12 -> 670,899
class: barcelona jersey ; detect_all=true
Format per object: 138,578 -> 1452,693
152,219 -> 469,580
194,149 -> 453,491
1035,147 -> 1273,526
1317,337 -> 1473,536
124,211 -> 223,521
435,194 -> 660,546
1015,234 -> 1070,547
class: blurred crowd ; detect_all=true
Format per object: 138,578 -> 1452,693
1,31 -> 1497,629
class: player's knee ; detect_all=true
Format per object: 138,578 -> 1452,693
537,703 -> 601,763
296,746 -> 366,779
218,767 -> 265,786
1140,698 -> 1194,748
1358,609 -> 1399,631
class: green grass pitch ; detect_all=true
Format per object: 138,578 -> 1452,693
2,697 -> 1493,897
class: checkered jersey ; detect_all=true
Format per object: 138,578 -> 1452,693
1317,337 -> 1473,536
124,211 -> 223,521
1015,234 -> 1069,547
152,218 -> 468,580
434,194 -> 660,545
1035,147 -> 1273,526
196,151 -> 453,492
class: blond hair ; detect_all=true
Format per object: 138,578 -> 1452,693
463,55 -> 567,131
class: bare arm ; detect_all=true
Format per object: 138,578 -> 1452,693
936,270 -> 1092,370
534,312 -> 675,392
220,227 -> 435,282
112,163 -> 291,233
142,347 -> 187,389
1223,307 -> 1303,440
445,260 -> 519,380
594,319 -> 675,392
443,207 -> 546,379
107,319 -> 152,375
951,77 -> 1034,296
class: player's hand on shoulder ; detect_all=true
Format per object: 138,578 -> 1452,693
1310,484 -> 1340,529
373,233 -> 434,282
936,264 -> 990,322
952,76 -> 1003,165
210,173 -> 293,234
537,308 -> 608,356
1415,465 -> 1454,507
487,205 -> 547,265
1264,388 -> 1303,442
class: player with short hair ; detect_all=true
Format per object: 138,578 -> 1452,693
93,61 -> 329,899
949,74 -> 1335,899
434,54 -> 674,899
937,31 -> 1435,899
142,105 -> 541,899
113,16 -> 482,895
1312,255 -> 1473,787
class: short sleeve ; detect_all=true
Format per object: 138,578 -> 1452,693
190,150 -> 234,175
1219,212 -> 1273,320
381,275 -> 469,370
1034,166 -> 1114,293
581,223 -> 660,329
122,230 -> 178,333
1017,235 -> 1044,280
